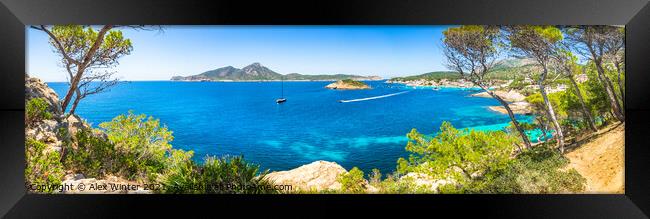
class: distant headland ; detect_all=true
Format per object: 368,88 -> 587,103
170,62 -> 382,82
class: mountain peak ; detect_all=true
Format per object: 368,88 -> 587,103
170,63 -> 382,81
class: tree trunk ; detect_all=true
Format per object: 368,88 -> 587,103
614,61 -> 625,109
60,71 -> 83,114
568,75 -> 598,132
477,83 -> 532,149
540,104 -> 554,142
535,115 -> 548,143
594,60 -> 625,121
59,25 -> 113,114
539,66 -> 565,153
68,90 -> 83,115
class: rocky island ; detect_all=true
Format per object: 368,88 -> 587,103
325,79 -> 371,90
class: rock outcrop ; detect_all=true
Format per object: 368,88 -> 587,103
488,101 -> 532,115
25,75 -> 95,152
325,80 -> 371,90
469,89 -> 532,115
25,75 -> 144,194
264,161 -> 381,193
25,74 -> 63,118
471,90 -> 526,102
25,75 -> 67,153
265,161 -> 348,192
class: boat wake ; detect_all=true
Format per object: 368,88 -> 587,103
339,91 -> 410,103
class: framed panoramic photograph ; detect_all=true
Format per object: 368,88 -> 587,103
1,0 -> 649,218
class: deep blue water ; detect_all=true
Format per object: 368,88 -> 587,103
48,80 -> 536,174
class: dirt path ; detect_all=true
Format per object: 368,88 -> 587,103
565,122 -> 625,194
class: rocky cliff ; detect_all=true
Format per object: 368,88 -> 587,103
25,75 -> 149,194
25,75 -> 78,154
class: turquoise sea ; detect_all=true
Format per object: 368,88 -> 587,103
48,80 -> 543,174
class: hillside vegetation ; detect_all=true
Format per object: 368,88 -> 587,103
390,59 -> 536,82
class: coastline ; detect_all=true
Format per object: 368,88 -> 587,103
170,79 -> 385,82
385,80 -> 488,90
387,79 -> 534,116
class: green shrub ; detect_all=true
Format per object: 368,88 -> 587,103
526,92 -> 566,117
475,146 -> 586,194
155,149 -> 199,194
26,98 -> 53,126
368,168 -> 382,186
99,110 -> 172,181
397,122 -> 517,188
25,138 -> 64,193
156,153 -> 278,194
199,155 -> 276,194
52,111 -> 281,194
337,167 -> 366,193
373,173 -> 433,194
64,129 -> 116,178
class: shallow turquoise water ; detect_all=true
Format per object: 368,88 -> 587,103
49,80 -> 541,174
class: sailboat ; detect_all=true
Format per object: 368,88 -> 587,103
276,76 -> 287,104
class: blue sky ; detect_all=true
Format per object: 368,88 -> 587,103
27,26 -> 454,82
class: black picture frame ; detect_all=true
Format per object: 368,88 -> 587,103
1,0 -> 649,217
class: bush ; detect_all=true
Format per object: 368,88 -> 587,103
156,154 -> 278,194
397,122 -> 517,188
62,111 -> 277,194
368,168 -> 382,186
99,110 -> 173,181
373,173 -> 433,194
198,155 -> 277,194
526,92 -> 565,117
64,129 -> 116,178
25,138 -> 64,193
155,149 -> 199,194
26,98 -> 53,126
337,167 -> 366,193
475,146 -> 586,194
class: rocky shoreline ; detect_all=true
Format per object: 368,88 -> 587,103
469,90 -> 533,115
388,78 -> 533,115
488,102 -> 532,115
